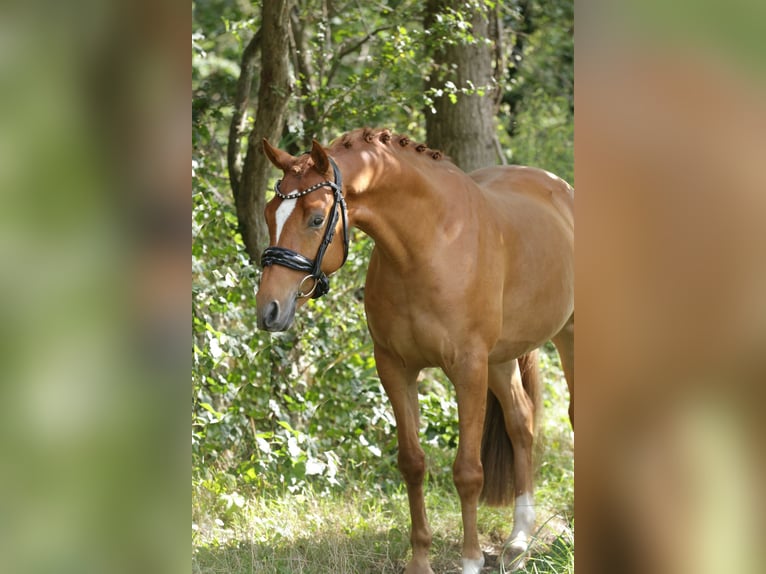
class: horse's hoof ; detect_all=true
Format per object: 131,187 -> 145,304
503,538 -> 529,571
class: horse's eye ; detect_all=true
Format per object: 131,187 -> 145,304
310,215 -> 325,228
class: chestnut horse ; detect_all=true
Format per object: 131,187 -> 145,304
256,128 -> 574,574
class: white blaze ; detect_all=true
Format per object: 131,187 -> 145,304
274,196 -> 297,242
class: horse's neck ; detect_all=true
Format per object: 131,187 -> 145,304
336,150 -> 475,268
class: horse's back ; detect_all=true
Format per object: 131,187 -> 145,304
470,165 -> 574,230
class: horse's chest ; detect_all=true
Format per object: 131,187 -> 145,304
365,300 -> 454,367
363,267 -> 476,368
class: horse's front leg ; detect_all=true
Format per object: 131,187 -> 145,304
374,346 -> 434,574
446,353 -> 490,574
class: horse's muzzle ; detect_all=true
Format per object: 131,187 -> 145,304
257,299 -> 296,332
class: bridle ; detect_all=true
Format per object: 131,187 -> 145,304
260,157 -> 349,299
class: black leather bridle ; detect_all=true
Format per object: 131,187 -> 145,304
260,157 -> 349,299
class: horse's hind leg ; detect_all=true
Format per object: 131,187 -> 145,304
374,346 -> 434,574
487,356 -> 538,570
552,312 -> 575,427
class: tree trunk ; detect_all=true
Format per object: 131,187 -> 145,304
424,0 -> 497,172
229,0 -> 293,263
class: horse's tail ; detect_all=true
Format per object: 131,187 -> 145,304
480,350 -> 542,506
520,349 -> 543,440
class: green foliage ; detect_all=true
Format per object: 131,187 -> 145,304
498,0 -> 574,183
281,0 -> 428,146
509,90 -> 574,184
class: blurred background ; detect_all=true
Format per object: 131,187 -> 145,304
576,1 -> 766,573
0,0 -> 188,572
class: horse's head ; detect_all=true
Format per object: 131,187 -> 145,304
256,139 -> 349,331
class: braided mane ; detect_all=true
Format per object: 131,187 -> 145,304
331,127 -> 447,162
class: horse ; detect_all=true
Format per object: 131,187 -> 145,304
255,128 -> 574,574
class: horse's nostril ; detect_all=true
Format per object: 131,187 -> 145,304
264,300 -> 280,328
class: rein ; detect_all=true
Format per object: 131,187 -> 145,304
260,157 -> 349,299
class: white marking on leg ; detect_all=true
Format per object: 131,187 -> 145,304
462,556 -> 485,574
274,196 -> 297,242
508,492 -> 536,553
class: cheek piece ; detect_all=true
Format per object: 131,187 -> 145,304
260,157 -> 349,299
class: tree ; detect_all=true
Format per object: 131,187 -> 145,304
228,0 -> 293,263
424,0 -> 498,171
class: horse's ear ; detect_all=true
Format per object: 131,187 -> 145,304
262,138 -> 294,171
310,139 -> 330,175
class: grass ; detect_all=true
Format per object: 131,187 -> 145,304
193,346 -> 573,573
193,486 -> 572,574
194,489 -> 409,573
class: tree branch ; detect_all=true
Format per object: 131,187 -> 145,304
290,5 -> 318,147
493,133 -> 507,165
227,27 -> 262,201
491,3 -> 505,112
326,25 -> 395,86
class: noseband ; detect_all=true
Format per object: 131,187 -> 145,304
260,157 -> 349,299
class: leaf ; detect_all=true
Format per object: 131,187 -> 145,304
367,444 -> 382,457
256,436 -> 271,454
287,436 -> 302,458
199,402 -> 222,419
305,458 -> 326,475
277,419 -> 297,435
